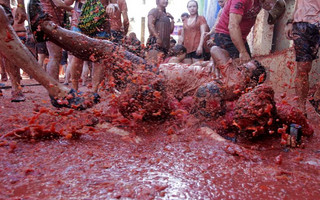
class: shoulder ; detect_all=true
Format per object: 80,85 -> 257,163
230,0 -> 251,9
118,0 -> 128,10
148,8 -> 159,16
198,16 -> 208,23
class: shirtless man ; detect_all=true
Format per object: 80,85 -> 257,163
0,5 -> 98,109
0,0 -> 144,109
0,0 -> 27,101
285,0 -> 320,115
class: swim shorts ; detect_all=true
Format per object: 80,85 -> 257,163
71,26 -> 110,40
214,33 -> 251,59
292,22 -> 320,62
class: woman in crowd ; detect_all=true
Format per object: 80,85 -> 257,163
178,0 -> 209,64
146,0 -> 175,64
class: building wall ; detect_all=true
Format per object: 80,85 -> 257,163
248,0 -> 320,97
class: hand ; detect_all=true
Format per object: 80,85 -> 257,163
285,23 -> 294,40
167,13 -> 174,20
106,3 -> 119,15
206,39 -> 214,48
204,32 -> 212,38
15,7 -> 27,24
196,47 -> 203,56
156,37 -> 162,46
239,51 -> 251,64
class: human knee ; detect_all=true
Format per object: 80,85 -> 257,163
296,62 -> 312,74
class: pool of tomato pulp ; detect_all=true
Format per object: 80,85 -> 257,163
0,80 -> 319,199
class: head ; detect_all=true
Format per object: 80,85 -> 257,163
156,0 -> 168,7
187,0 -> 198,15
195,81 -> 224,118
259,0 -> 277,11
170,38 -> 177,49
172,44 -> 187,60
128,32 -> 137,40
118,71 -> 171,121
233,84 -> 276,138
218,0 -> 226,8
237,60 -> 266,87
181,12 -> 190,23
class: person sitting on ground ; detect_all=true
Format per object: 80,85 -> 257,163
163,44 -> 187,63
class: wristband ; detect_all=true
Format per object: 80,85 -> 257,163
17,3 -> 24,8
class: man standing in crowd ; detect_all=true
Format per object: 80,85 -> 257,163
285,0 -> 320,115
109,0 -> 129,44
0,0 -> 27,101
211,0 -> 285,66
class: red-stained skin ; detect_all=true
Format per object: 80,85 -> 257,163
0,48 -> 320,199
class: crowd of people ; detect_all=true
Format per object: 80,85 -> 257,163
0,0 -> 319,145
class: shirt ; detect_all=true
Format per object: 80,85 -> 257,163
293,0 -> 320,24
148,8 -> 172,50
183,16 -> 209,53
215,0 -> 262,40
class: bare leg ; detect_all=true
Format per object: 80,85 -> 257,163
210,46 -> 230,78
295,61 -> 312,113
3,58 -> 25,101
92,62 -> 105,93
38,53 -> 47,71
0,57 -> 8,81
46,41 -> 62,80
63,55 -> 72,84
81,61 -> 89,86
0,7 -> 69,98
210,46 -> 230,67
70,56 -> 83,91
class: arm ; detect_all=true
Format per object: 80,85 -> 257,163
167,12 -> 175,33
206,9 -> 222,36
196,23 -> 208,55
285,0 -> 298,40
51,0 -> 74,11
15,0 -> 27,24
121,1 -> 129,35
148,14 -> 159,38
228,13 -> 250,63
148,14 -> 161,45
178,28 -> 184,45
122,10 -> 129,35
64,0 -> 75,6
267,0 -> 286,25
105,0 -> 119,15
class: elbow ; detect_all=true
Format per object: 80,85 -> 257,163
228,23 -> 236,32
